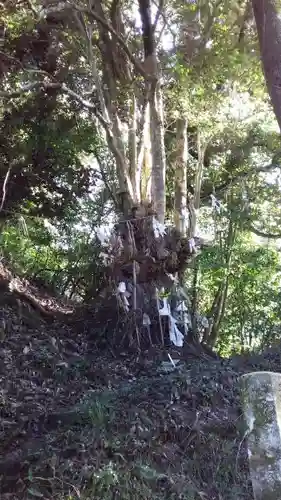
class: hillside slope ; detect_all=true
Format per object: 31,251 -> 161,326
1,263 -> 280,499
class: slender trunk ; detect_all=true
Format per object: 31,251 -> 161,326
240,322 -> 245,353
194,131 -> 205,210
185,128 -> 205,240
136,97 -> 150,201
150,78 -> 166,224
207,277 -> 229,347
187,131 -> 205,239
128,93 -> 138,199
174,118 -> 188,235
252,0 -> 281,131
142,102 -> 152,201
205,219 -> 236,347
105,128 -> 135,207
190,258 -> 199,339
202,285 -> 221,344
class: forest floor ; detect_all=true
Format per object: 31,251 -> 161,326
1,264 -> 281,499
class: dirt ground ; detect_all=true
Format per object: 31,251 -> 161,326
1,265 -> 280,499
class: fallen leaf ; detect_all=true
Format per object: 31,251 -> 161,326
27,488 -> 44,498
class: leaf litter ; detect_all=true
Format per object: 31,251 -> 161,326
1,263 -> 281,499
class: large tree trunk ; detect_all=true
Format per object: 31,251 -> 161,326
252,0 -> 281,131
138,0 -> 166,224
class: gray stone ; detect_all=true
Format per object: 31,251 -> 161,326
240,371 -> 281,500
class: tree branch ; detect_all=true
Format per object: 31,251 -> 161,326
0,79 -> 110,129
60,83 -> 111,127
74,11 -> 110,123
0,68 -> 132,203
249,226 -> 281,239
0,81 -> 60,98
152,0 -> 164,33
26,0 -> 40,17
0,166 -> 11,212
39,0 -> 149,78
0,50 -> 22,68
71,4 -> 151,79
60,88 -> 134,200
150,0 -> 177,45
201,162 -> 281,201
200,0 -> 223,47
138,0 -> 155,58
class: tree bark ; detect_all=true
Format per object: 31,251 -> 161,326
128,93 -> 138,199
252,0 -> 281,131
138,0 -> 166,223
150,81 -> 166,224
194,131 -> 205,210
174,118 -> 188,235
141,101 -> 152,201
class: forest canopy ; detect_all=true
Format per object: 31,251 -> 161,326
1,0 -> 281,355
